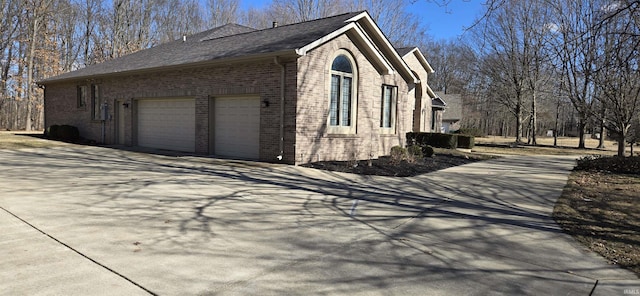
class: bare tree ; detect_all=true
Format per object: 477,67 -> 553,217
270,0 -> 347,23
155,0 -> 204,43
474,0 -> 538,144
593,2 -> 640,156
549,0 -> 601,149
206,0 -> 240,27
348,0 -> 426,46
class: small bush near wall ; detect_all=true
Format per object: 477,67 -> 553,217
422,145 -> 434,157
60,125 -> 80,141
457,135 -> 475,149
45,125 -> 60,139
46,124 -> 79,142
390,146 -> 408,164
406,145 -> 423,163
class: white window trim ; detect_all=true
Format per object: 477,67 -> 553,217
380,84 -> 397,134
326,49 -> 358,135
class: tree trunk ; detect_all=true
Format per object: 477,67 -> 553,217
25,16 -> 40,132
554,99 -> 560,147
618,137 -> 626,157
577,119 -> 586,149
597,106 -> 606,149
531,91 -> 537,145
617,126 -> 629,157
515,106 -> 523,144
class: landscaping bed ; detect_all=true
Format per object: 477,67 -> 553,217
301,149 -> 493,177
553,156 -> 640,276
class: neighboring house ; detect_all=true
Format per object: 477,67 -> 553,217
435,92 -> 462,133
40,11 -> 437,165
431,96 -> 446,133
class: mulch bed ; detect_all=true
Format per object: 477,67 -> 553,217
301,154 -> 482,177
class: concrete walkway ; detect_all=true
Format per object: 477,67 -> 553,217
0,146 -> 637,295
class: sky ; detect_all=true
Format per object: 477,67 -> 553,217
239,0 -> 486,40
406,0 -> 485,40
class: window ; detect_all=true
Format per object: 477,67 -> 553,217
328,53 -> 357,134
77,85 -> 88,108
380,85 -> 397,131
90,85 -> 103,120
380,85 -> 398,128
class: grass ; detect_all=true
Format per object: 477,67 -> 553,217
0,131 -> 69,150
553,170 -> 640,276
474,136 -> 623,156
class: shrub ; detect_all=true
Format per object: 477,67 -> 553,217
406,132 -> 457,149
47,125 -> 79,141
454,128 -> 484,137
575,155 -> 640,174
46,125 -> 60,139
406,145 -> 423,163
431,133 -> 457,149
457,135 -> 475,149
59,125 -> 80,141
422,145 -> 434,157
390,146 -> 407,164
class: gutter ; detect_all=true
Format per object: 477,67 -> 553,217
274,57 -> 285,161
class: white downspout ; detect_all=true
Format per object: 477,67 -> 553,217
274,57 -> 285,161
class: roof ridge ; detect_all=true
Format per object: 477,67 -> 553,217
239,11 -> 365,35
199,10 -> 365,43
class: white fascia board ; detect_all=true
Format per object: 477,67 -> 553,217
295,23 -> 394,75
352,22 -> 394,74
350,12 -> 418,83
296,23 -> 355,56
426,84 -> 437,98
411,48 -> 435,73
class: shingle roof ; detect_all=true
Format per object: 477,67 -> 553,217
432,97 -> 446,109
199,23 -> 256,41
395,47 -> 415,57
41,11 -> 364,83
436,92 -> 462,121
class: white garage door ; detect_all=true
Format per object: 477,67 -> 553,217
138,98 -> 196,152
214,97 -> 260,159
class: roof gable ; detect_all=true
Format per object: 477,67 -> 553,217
398,47 -> 434,74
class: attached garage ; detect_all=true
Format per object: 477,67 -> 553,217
213,96 -> 260,159
137,98 -> 196,152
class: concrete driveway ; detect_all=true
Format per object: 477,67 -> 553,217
0,146 -> 637,295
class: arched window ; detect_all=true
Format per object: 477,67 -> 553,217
329,53 -> 356,132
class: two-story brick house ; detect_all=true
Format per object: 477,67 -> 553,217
40,11 -> 437,165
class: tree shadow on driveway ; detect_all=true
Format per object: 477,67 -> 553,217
0,147 -> 635,295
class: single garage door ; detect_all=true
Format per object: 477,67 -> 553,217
138,98 -> 196,152
214,97 -> 260,159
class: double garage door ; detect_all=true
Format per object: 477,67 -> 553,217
137,97 -> 259,159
